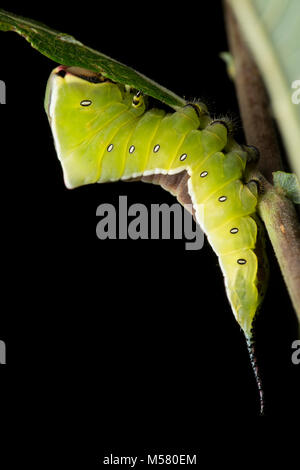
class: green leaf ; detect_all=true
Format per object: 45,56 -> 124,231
229,0 -> 300,183
273,171 -> 300,204
0,8 -> 185,109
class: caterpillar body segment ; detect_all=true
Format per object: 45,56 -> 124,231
45,66 -> 268,339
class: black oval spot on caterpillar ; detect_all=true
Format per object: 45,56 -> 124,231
153,144 -> 160,153
129,145 -> 135,154
180,153 -> 187,161
237,258 -> 247,265
80,100 -> 92,106
107,144 -> 114,152
230,228 -> 239,234
200,171 -> 208,178
218,196 -> 227,202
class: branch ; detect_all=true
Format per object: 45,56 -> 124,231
224,1 -> 300,332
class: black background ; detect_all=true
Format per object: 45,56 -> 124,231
0,0 -> 299,462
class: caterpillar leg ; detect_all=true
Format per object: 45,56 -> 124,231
183,101 -> 209,117
243,144 -> 260,163
246,179 -> 259,198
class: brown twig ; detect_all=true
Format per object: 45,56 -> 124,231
224,1 -> 300,331
223,1 -> 283,182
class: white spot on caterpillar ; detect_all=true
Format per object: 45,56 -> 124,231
107,144 -> 114,152
200,171 -> 208,177
80,100 -> 92,106
153,144 -> 160,153
230,228 -> 239,234
218,196 -> 227,202
129,145 -> 135,154
237,258 -> 247,265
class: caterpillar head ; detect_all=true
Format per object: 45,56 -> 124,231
44,66 -> 124,188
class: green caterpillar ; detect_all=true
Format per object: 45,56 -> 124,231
45,65 -> 268,345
